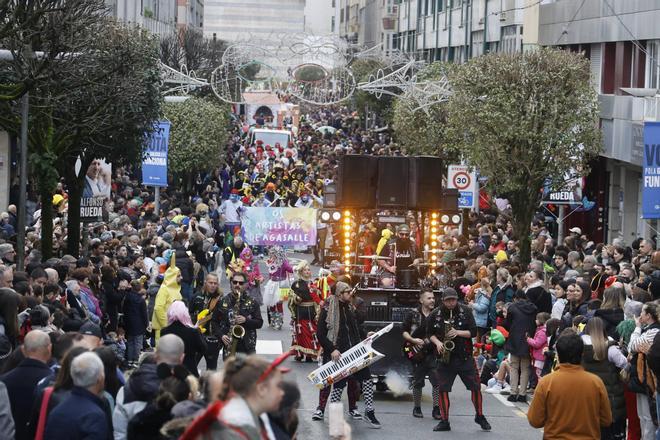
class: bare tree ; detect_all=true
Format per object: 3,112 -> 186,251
0,0 -> 108,100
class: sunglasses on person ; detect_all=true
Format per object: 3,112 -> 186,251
231,280 -> 246,285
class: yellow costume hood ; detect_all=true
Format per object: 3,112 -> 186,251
161,253 -> 181,290
376,228 -> 393,255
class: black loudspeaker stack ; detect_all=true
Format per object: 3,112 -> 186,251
377,157 -> 409,208
336,155 -> 378,208
337,155 -> 445,210
409,156 -> 444,210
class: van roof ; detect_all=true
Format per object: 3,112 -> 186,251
252,128 -> 291,134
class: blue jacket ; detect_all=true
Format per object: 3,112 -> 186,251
472,290 -> 491,328
489,284 -> 515,325
0,358 -> 53,440
79,291 -> 101,324
44,386 -> 111,440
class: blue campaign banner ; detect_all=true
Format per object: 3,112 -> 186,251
142,121 -> 170,187
643,122 -> 660,219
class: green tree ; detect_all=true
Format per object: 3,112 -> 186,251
391,62 -> 459,160
163,97 -> 230,191
445,48 -> 601,267
0,19 -> 162,257
350,58 -> 394,125
60,24 -> 162,256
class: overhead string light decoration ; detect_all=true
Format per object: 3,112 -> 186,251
153,32 -> 452,109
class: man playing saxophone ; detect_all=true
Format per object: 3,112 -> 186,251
215,271 -> 263,359
426,287 -> 491,433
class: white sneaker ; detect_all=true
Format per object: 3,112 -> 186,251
485,383 -> 503,394
500,384 -> 512,395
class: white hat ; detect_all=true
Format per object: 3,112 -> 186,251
569,227 -> 582,235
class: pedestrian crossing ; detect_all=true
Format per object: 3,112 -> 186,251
256,339 -> 284,355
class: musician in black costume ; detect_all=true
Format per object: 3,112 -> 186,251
317,281 -> 382,429
214,271 -> 264,359
377,223 -> 419,287
426,287 -> 492,432
402,288 -> 440,419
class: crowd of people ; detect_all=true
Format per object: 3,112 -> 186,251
0,106 -> 409,440
0,101 -> 659,439
402,217 -> 660,439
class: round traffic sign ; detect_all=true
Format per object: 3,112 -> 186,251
453,171 -> 471,190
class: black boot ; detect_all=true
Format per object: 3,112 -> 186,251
431,406 -> 441,420
475,415 -> 491,431
433,420 -> 451,431
412,407 -> 423,418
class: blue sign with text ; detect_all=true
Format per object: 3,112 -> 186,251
643,122 -> 660,219
142,121 -> 170,187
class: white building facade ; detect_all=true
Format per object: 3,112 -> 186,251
203,0 -> 306,41
304,0 -> 340,35
105,0 -> 178,36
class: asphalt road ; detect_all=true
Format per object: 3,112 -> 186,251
215,252 -> 543,439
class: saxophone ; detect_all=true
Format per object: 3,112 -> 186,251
227,291 -> 246,358
439,309 -> 455,364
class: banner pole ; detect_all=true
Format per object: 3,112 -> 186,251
154,186 -> 160,216
557,205 -> 566,244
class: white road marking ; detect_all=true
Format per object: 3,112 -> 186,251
257,339 -> 283,355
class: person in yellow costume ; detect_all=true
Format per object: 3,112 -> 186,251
151,254 -> 183,340
376,228 -> 393,255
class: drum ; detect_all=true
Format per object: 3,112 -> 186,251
366,275 -> 380,288
379,273 -> 395,288
398,269 -> 417,289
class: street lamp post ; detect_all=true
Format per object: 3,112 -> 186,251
16,92 -> 28,271
0,49 -> 34,271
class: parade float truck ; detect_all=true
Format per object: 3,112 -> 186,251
319,154 -> 461,390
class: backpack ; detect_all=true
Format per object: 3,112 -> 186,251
626,353 -> 648,394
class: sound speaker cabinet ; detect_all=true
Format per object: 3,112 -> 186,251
440,188 -> 459,211
337,155 -> 377,208
377,157 -> 409,208
409,156 -> 444,210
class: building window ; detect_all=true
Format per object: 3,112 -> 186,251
646,40 -> 660,89
471,30 -> 484,58
500,25 -> 519,54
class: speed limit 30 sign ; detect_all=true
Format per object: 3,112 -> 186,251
447,165 -> 477,209
452,171 -> 471,190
